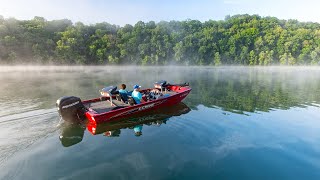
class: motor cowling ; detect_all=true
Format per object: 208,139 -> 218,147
56,96 -> 86,122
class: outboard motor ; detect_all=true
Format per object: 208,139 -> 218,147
56,96 -> 86,122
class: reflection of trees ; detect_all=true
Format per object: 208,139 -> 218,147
3,66 -> 320,118
185,68 -> 320,114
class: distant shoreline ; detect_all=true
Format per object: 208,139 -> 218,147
1,14 -> 320,66
1,65 -> 319,69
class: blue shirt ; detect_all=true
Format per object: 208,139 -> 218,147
118,89 -> 127,94
132,90 -> 142,104
118,89 -> 129,101
134,125 -> 142,133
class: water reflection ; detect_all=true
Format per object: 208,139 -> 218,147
87,102 -> 190,136
1,66 -> 320,116
186,67 -> 320,114
1,67 -> 320,179
59,102 -> 190,147
59,123 -> 86,147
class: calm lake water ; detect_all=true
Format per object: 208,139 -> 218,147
0,66 -> 320,180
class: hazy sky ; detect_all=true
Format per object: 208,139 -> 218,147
0,0 -> 319,26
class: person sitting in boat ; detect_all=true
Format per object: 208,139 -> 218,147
132,84 -> 143,104
118,84 -> 129,102
148,88 -> 162,100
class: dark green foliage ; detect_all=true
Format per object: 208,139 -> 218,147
1,14 -> 320,65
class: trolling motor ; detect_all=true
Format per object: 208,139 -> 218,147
154,80 -> 189,88
56,96 -> 86,122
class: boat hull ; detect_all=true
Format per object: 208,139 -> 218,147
85,87 -> 191,124
87,102 -> 191,135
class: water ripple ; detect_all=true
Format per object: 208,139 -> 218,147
0,108 -> 59,166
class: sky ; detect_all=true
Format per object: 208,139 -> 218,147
0,0 -> 319,26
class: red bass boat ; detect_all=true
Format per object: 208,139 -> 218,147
59,102 -> 191,147
56,80 -> 191,124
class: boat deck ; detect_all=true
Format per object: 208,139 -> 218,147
163,91 -> 177,96
84,100 -> 129,114
85,91 -> 177,114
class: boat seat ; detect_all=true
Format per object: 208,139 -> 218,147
115,94 -> 122,102
116,93 -> 128,103
112,99 -> 130,107
127,96 -> 136,106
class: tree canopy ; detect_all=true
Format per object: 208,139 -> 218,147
1,14 -> 320,65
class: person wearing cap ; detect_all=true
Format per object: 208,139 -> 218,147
132,84 -> 143,104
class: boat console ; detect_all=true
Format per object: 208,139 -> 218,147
154,80 -> 167,90
100,86 -> 118,97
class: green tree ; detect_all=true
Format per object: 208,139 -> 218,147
214,52 -> 221,66
249,50 -> 257,65
1,14 -> 320,65
310,48 -> 320,65
258,51 -> 265,65
279,53 -> 288,65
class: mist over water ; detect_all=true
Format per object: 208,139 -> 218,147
0,66 -> 320,179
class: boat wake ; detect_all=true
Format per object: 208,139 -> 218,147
0,108 -> 59,166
